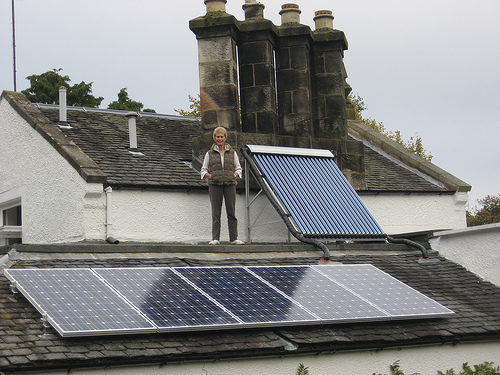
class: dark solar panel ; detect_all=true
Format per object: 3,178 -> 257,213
95,268 -> 241,330
176,267 -> 317,325
4,265 -> 454,337
4,268 -> 156,337
313,264 -> 455,319
248,266 -> 389,321
246,145 -> 386,240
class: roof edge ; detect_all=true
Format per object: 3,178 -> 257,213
348,120 -> 471,192
1,91 -> 107,184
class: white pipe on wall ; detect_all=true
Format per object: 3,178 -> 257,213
105,186 -> 119,244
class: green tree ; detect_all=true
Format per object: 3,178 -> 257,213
174,94 -> 201,118
21,68 -> 103,107
438,361 -> 500,375
349,93 -> 433,161
107,88 -> 156,113
467,194 -> 500,227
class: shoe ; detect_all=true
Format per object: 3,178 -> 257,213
231,239 -> 245,245
208,240 -> 220,245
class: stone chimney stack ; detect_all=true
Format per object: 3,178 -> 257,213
190,0 -> 240,135
190,1 -> 366,188
276,4 -> 314,144
311,10 -> 348,140
239,1 -> 278,134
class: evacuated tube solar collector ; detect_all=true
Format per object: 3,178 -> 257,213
243,145 -> 387,259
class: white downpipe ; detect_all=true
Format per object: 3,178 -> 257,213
105,186 -> 119,244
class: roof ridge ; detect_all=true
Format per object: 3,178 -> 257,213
34,103 -> 199,121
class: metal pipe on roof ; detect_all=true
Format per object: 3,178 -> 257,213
125,112 -> 138,151
59,87 -> 67,123
387,235 -> 429,259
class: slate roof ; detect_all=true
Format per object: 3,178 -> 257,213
1,248 -> 500,372
33,103 -> 449,192
39,105 -> 205,189
362,146 -> 445,192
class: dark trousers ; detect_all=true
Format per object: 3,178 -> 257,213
209,184 -> 238,241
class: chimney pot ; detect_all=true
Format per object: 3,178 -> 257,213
204,0 -> 227,14
280,3 -> 301,25
243,2 -> 265,19
314,10 -> 334,30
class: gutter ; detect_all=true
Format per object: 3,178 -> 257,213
6,337 -> 497,374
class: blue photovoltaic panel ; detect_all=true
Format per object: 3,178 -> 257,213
248,266 -> 390,322
249,147 -> 386,240
176,267 -> 318,325
4,268 -> 156,337
5,265 -> 454,337
94,268 -> 241,330
313,264 -> 455,319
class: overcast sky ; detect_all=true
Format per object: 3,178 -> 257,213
1,0 -> 499,207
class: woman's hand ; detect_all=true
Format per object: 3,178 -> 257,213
205,173 -> 212,180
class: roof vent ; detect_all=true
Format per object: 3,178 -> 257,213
125,112 -> 143,155
57,87 -> 72,129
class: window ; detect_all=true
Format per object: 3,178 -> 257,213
0,202 -> 22,245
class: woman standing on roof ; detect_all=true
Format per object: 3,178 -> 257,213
201,126 -> 244,245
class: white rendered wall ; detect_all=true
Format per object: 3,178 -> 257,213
0,98 -> 104,244
108,189 -> 468,244
361,192 -> 468,234
30,341 -> 500,375
430,223 -> 500,287
108,189 -> 290,243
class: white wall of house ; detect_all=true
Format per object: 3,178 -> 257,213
0,98 -> 103,244
430,223 -> 500,287
108,189 -> 290,243
361,191 -> 468,234
24,341 -> 500,375
107,189 -> 468,244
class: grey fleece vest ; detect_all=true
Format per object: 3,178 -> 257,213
208,146 -> 237,186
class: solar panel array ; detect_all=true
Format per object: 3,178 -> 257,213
4,265 -> 454,337
245,145 -> 386,240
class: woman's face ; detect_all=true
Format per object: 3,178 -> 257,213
215,132 -> 226,147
